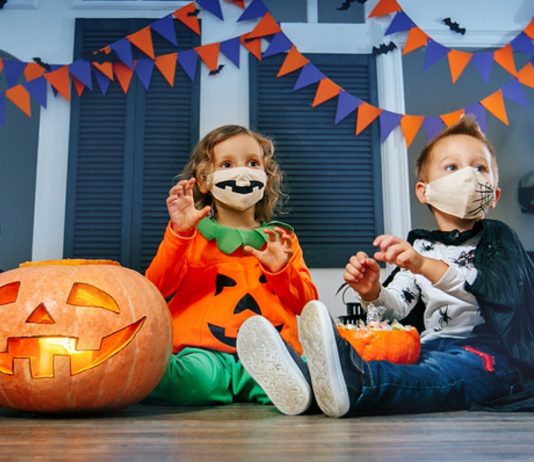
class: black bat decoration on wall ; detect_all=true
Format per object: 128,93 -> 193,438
188,8 -> 200,17
82,49 -> 119,64
443,17 -> 466,35
372,42 -> 397,56
0,0 -> 7,9
337,0 -> 367,10
33,57 -> 51,71
209,64 -> 225,75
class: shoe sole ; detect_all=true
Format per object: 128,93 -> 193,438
237,316 -> 312,416
300,301 -> 350,418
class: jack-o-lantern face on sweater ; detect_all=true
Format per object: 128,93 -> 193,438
0,260 -> 172,414
208,272 -> 283,348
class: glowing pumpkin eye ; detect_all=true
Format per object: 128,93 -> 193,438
0,282 -> 20,305
67,282 -> 120,313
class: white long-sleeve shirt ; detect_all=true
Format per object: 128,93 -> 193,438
361,234 -> 485,343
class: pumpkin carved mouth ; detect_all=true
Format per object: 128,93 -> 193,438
0,317 -> 145,378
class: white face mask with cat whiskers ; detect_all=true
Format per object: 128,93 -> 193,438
424,167 -> 495,219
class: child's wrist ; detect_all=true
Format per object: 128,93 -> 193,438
359,285 -> 381,302
170,222 -> 195,237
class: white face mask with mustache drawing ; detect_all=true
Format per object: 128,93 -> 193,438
424,166 -> 495,219
209,167 -> 267,211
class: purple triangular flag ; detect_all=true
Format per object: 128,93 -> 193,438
385,12 -> 415,35
178,49 -> 199,81
423,40 -> 450,69
502,78 -> 529,107
94,69 -> 111,95
464,103 -> 487,133
379,111 -> 402,142
334,91 -> 362,124
111,38 -> 134,68
220,37 -> 240,67
511,32 -> 534,56
293,64 -> 324,91
151,16 -> 177,46
135,58 -> 155,91
4,60 -> 26,87
197,0 -> 224,20
69,59 -> 93,90
25,77 -> 48,108
0,92 -> 4,128
238,0 -> 267,21
263,33 -> 293,58
422,116 -> 444,141
472,52 -> 493,84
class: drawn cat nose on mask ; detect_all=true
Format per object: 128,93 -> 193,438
424,167 -> 495,219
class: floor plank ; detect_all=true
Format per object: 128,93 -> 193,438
1,403 -> 534,461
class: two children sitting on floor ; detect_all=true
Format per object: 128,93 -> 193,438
148,117 -> 534,416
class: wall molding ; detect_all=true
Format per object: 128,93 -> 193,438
71,0 -> 188,11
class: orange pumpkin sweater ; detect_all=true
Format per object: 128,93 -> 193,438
146,222 -> 318,355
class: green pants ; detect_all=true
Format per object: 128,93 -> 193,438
149,347 -> 270,406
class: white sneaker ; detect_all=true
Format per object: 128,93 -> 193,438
300,300 -> 351,418
237,315 -> 312,415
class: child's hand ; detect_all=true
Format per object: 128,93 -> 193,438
243,227 -> 294,273
167,178 -> 211,235
373,234 -> 424,273
343,252 -> 381,301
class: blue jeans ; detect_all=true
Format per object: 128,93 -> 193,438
352,336 -> 520,415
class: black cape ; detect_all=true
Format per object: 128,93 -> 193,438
385,219 -> 534,411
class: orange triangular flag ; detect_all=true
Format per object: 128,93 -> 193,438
517,62 -> 534,89
240,35 -> 262,61
493,44 -> 517,77
72,77 -> 86,97
224,0 -> 245,7
403,27 -> 429,55
277,46 -> 309,77
312,79 -> 341,107
5,85 -> 32,117
369,0 -> 401,18
447,50 -> 472,83
356,103 -> 382,135
400,115 -> 425,148
155,53 -> 178,86
247,12 -> 282,39
128,27 -> 155,60
481,89 -> 509,125
0,59 -> 3,74
24,62 -> 46,82
440,109 -> 464,127
92,62 -> 114,81
44,66 -> 71,101
195,43 -> 220,71
524,18 -> 534,39
173,3 -> 200,35
113,62 -> 134,93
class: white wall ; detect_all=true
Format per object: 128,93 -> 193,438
0,0 -> 530,317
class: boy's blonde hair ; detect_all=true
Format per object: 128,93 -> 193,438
416,116 -> 499,185
180,125 -> 284,222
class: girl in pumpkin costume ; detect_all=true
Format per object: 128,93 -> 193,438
145,125 -> 318,406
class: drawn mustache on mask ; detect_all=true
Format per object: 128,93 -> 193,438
215,180 -> 265,195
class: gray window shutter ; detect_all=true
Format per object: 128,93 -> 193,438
250,53 -> 383,267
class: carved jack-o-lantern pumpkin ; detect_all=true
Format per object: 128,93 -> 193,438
337,325 -> 421,364
0,259 -> 172,413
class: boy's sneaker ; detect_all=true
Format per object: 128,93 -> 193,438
237,315 -> 312,415
300,300 -> 365,418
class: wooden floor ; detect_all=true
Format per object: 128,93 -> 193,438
1,403 -> 534,461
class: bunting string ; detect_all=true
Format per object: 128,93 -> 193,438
0,0 -> 532,151
368,0 -> 534,85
